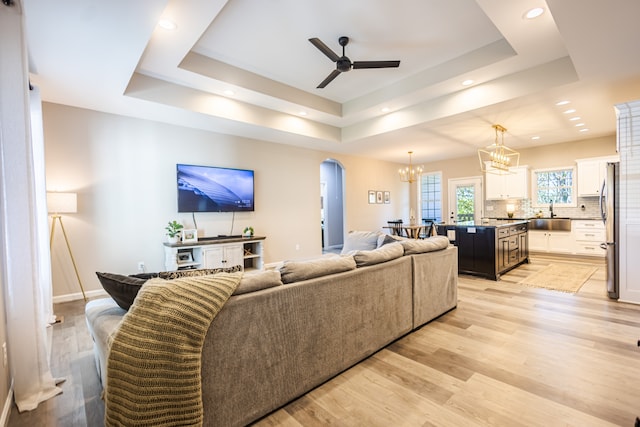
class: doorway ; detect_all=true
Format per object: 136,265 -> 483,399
320,159 -> 345,252
448,177 -> 483,223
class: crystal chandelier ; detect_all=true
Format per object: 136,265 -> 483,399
478,124 -> 520,175
398,151 -> 423,183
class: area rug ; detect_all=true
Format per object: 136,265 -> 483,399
519,263 -> 598,293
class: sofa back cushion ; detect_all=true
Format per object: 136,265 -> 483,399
234,270 -> 283,295
280,255 -> 356,284
353,242 -> 404,267
400,235 -> 450,255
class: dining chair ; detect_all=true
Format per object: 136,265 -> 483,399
387,219 -> 405,237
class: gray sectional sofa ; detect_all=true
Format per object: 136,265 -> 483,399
86,234 -> 458,427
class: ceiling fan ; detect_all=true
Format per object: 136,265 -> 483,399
308,36 -> 400,88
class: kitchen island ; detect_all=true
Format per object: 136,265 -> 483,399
437,220 -> 529,280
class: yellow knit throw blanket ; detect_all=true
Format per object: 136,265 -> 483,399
104,272 -> 242,427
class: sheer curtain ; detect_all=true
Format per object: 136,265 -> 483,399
0,7 -> 61,412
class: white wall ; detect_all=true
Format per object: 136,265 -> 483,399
43,103 -> 408,298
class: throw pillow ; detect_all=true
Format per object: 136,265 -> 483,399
340,230 -> 381,254
353,242 -> 404,267
280,255 -> 356,284
377,233 -> 402,248
157,265 -> 242,280
400,235 -> 450,255
96,272 -> 147,311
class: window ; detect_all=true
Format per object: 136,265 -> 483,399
420,172 -> 442,222
532,167 -> 576,206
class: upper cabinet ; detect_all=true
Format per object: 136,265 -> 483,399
485,165 -> 529,200
576,156 -> 619,197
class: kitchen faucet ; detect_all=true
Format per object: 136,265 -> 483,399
549,200 -> 555,218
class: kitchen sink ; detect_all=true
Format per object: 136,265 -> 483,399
528,218 -> 572,231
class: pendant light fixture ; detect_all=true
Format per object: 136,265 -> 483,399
398,151 -> 423,183
478,124 -> 520,175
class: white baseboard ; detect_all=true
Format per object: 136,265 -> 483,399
0,381 -> 13,427
53,289 -> 108,304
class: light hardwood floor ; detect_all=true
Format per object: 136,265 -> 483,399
8,255 -> 640,426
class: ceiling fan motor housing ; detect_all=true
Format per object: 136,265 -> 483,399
337,58 -> 351,72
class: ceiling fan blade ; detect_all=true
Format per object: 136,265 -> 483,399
317,69 -> 341,88
352,60 -> 401,69
309,38 -> 340,62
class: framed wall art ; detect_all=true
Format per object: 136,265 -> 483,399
368,190 -> 376,204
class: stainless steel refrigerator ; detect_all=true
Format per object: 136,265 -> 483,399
600,162 -> 619,299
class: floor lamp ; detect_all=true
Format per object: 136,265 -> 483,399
47,192 -> 86,301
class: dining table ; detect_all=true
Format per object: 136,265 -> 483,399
383,224 -> 425,239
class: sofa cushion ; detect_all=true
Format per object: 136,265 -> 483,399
340,231 -> 381,254
400,235 -> 450,255
353,242 -> 404,267
234,270 -> 283,295
96,272 -> 147,311
280,255 -> 356,284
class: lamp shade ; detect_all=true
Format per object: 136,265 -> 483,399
47,192 -> 77,214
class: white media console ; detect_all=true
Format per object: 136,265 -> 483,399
163,236 -> 265,272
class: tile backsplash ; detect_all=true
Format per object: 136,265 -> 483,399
485,197 -> 602,220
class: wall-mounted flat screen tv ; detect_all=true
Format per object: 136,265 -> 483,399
177,164 -> 254,212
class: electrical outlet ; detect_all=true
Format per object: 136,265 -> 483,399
137,261 -> 145,273
295,244 -> 300,250
2,342 -> 7,367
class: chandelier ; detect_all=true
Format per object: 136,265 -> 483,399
398,151 -> 423,183
478,124 -> 520,175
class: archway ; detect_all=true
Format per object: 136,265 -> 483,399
320,159 -> 345,252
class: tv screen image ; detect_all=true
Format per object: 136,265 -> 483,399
177,164 -> 254,212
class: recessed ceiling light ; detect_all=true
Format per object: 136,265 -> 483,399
555,100 -> 570,106
462,79 -> 474,86
381,107 -> 391,113
569,117 -> 581,121
579,128 -> 590,132
531,136 -> 541,140
575,123 -> 585,127
158,19 -> 177,30
524,7 -> 544,19
299,111 -> 307,116
223,89 -> 235,96
563,109 -> 576,114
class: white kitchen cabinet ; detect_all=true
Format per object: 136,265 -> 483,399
576,156 -> 619,197
485,166 -> 529,200
572,220 -> 606,257
528,230 -> 573,254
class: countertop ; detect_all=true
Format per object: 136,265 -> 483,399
438,219 -> 528,228
438,217 -> 603,229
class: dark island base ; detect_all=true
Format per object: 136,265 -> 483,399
437,221 -> 529,281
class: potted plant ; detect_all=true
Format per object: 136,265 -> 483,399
243,226 -> 254,238
165,220 -> 184,244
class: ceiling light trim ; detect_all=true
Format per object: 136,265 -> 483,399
124,73 -> 341,142
180,52 -> 342,117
